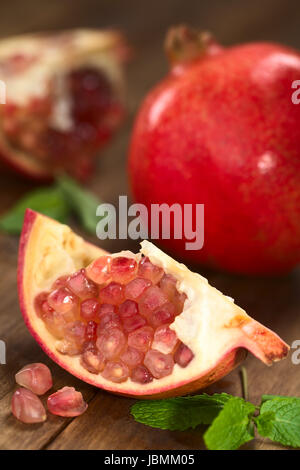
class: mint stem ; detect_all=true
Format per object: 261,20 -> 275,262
240,366 -> 248,401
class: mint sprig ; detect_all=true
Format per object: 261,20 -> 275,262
56,175 -> 101,234
131,393 -> 231,431
0,186 -> 69,234
0,175 -> 102,235
203,397 -> 255,450
255,397 -> 300,448
131,393 -> 300,450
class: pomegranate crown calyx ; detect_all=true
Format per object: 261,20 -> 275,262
164,25 -> 219,67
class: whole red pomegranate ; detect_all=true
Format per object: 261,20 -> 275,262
128,26 -> 300,275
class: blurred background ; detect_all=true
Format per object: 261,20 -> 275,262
1,0 -> 300,252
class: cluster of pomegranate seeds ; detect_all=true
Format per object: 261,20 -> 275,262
35,256 -> 194,385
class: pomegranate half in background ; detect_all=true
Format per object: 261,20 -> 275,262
0,29 -> 128,181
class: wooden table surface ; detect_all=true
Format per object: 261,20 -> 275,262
0,0 -> 299,450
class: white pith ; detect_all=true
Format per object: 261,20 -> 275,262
20,212 -> 288,395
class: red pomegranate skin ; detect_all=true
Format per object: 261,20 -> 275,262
128,35 -> 300,275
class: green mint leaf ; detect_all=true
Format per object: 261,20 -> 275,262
57,175 -> 102,235
131,393 -> 232,431
261,394 -> 298,404
256,397 -> 300,448
0,186 -> 69,234
204,397 -> 255,450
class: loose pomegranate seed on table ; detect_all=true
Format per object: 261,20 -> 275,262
15,363 -> 53,395
11,388 -> 47,423
35,255 -> 193,386
47,386 -> 87,417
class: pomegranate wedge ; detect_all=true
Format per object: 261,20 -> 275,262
0,29 -> 127,181
18,210 -> 289,398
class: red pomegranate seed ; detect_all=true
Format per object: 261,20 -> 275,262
42,310 -> 67,339
86,255 -> 112,284
81,350 -> 105,374
138,257 -> 164,284
96,328 -> 126,360
131,365 -> 153,384
47,386 -> 88,417
110,256 -> 137,284
56,321 -> 86,355
82,340 -> 97,352
47,287 -> 78,314
119,300 -> 138,319
152,325 -> 178,354
159,274 -> 177,301
64,321 -> 86,346
174,291 -> 187,314
125,277 -> 152,300
34,292 -> 49,318
99,282 -> 124,305
120,347 -> 144,368
52,275 -> 68,289
66,268 -> 98,299
12,388 -> 47,423
85,321 -> 97,341
40,300 -> 55,317
98,303 -> 117,316
15,363 -> 52,395
122,314 -> 146,333
148,302 -> 176,328
174,343 -> 194,367
101,361 -> 129,383
138,286 -> 168,317
80,298 -> 100,321
128,326 -> 154,352
97,311 -> 121,331
56,339 -> 83,356
144,350 -> 174,379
